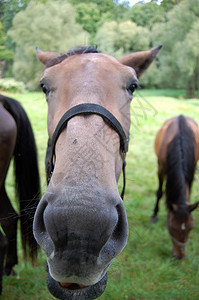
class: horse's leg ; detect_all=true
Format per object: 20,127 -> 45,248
0,230 -> 7,294
150,162 -> 165,223
0,185 -> 18,275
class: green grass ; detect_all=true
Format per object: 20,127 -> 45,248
1,90 -> 199,299
137,88 -> 186,99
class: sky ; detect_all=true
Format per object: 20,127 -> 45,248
127,0 -> 160,6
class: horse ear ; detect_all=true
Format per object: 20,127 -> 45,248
118,45 -> 162,78
36,47 -> 59,65
188,201 -> 199,213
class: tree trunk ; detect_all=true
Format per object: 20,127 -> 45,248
186,64 -> 199,99
186,84 -> 195,99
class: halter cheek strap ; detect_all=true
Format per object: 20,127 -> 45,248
47,103 -> 129,199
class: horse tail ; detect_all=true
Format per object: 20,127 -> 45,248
166,115 -> 196,209
0,96 -> 40,262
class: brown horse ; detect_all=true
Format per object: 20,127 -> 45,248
151,115 -> 199,259
33,45 -> 161,300
0,94 -> 40,294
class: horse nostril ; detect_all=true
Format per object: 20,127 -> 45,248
33,199 -> 54,256
112,205 -> 121,238
111,203 -> 128,247
33,199 -> 47,234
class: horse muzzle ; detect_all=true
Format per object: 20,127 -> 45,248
33,184 -> 128,299
170,234 -> 187,259
47,270 -> 107,300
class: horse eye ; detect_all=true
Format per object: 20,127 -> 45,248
40,83 -> 50,95
127,82 -> 138,95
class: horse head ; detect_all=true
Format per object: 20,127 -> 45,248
33,45 -> 161,299
167,202 -> 199,259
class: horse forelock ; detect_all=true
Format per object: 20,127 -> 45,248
170,204 -> 189,222
45,46 -> 100,69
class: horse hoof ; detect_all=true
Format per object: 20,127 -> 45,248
150,215 -> 157,223
10,269 -> 17,276
4,268 -> 17,276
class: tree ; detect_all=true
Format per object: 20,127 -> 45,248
70,0 -> 115,15
0,21 -> 14,77
75,3 -> 101,42
0,21 -> 13,61
161,0 -> 183,12
8,0 -> 89,90
151,0 -> 199,98
0,0 -> 34,77
94,20 -> 150,57
1,0 -> 31,32
174,20 -> 199,97
127,2 -> 165,28
72,0 -> 130,43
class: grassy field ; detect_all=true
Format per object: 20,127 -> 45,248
1,90 -> 199,299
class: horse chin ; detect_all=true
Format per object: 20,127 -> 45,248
47,272 -> 107,300
172,248 -> 186,260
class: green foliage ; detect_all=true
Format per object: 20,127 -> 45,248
73,0 -> 130,43
0,21 -> 6,45
0,0 -> 40,77
161,0 -> 183,12
174,19 -> 199,97
1,0 -> 31,32
2,0 -> 199,93
2,90 -> 199,299
128,2 -> 166,28
0,78 -> 25,93
151,0 -> 199,97
0,21 -> 13,61
75,3 -> 101,41
8,0 -> 89,90
70,0 -> 116,15
95,20 -> 150,57
0,46 -> 13,62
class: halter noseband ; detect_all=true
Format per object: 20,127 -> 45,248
169,233 -> 188,249
47,103 -> 129,199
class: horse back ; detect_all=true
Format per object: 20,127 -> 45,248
154,116 -> 178,164
154,115 -> 199,165
186,117 -> 199,161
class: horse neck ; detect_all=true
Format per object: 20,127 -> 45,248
166,116 -> 196,208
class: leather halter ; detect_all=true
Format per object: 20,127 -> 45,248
169,233 -> 187,249
48,103 -> 129,199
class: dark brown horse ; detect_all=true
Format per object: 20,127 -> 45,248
151,115 -> 199,259
33,45 -> 161,300
0,94 -> 40,294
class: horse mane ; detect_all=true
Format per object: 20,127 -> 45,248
45,46 -> 100,69
166,115 -> 196,216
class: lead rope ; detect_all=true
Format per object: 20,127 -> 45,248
121,160 -> 126,200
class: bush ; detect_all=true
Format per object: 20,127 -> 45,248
0,78 -> 26,93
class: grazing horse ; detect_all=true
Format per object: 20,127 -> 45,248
33,45 -> 161,300
0,94 -> 40,294
151,115 -> 199,259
